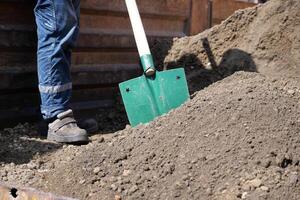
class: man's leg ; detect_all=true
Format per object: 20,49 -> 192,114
34,0 -> 88,143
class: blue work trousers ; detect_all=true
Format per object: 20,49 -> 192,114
34,0 -> 80,119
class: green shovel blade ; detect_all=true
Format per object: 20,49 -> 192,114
119,68 -> 190,127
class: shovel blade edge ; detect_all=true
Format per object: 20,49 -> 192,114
119,68 -> 190,127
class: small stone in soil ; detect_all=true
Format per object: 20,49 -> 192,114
128,185 -> 138,195
206,187 -> 213,195
93,167 -> 101,174
287,90 -> 295,95
97,137 -> 105,143
111,184 -> 118,191
248,178 -> 262,188
122,170 -> 131,177
260,186 -> 269,192
242,192 -> 248,199
288,172 -> 298,186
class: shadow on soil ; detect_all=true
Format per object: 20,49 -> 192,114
0,104 -> 128,165
0,129 -> 62,164
155,37 -> 257,94
0,106 -> 128,165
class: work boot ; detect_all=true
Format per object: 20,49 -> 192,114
38,117 -> 99,137
47,109 -> 89,143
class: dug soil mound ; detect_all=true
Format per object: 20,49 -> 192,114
155,0 -> 300,93
1,72 -> 299,200
0,0 -> 300,200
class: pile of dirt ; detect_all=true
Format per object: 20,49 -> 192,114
1,72 -> 299,200
0,0 -> 300,199
156,0 -> 300,93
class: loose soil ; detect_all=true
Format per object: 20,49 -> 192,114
156,0 -> 300,93
0,0 -> 299,199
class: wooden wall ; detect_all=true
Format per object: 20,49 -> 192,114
190,0 -> 210,35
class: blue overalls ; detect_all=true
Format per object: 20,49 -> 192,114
34,0 -> 80,119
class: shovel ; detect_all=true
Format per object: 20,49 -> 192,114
119,0 -> 190,127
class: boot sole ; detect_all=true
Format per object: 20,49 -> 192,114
47,132 -> 89,144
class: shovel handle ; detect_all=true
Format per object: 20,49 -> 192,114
125,0 -> 156,76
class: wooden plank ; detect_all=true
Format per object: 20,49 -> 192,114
0,2 -> 34,25
0,13 -> 187,34
0,64 -> 141,90
0,52 -> 36,66
0,29 -> 181,49
80,14 -> 187,33
0,92 -> 40,109
0,86 -> 117,127
72,51 -> 139,65
0,87 -> 118,109
0,99 -> 114,128
80,0 -> 190,18
0,0 -> 190,24
0,51 -> 139,67
77,30 -> 183,49
0,28 -> 35,48
0,69 -> 37,90
70,64 -> 141,86
190,0 -> 210,35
